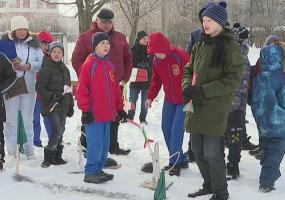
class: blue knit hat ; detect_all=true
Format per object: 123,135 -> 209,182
202,1 -> 228,26
92,32 -> 110,48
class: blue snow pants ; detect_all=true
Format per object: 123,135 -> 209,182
85,120 -> 110,175
259,137 -> 285,187
161,100 -> 186,165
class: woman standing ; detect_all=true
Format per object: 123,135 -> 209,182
1,16 -> 43,158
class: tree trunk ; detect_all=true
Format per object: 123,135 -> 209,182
129,18 -> 139,46
78,7 -> 93,33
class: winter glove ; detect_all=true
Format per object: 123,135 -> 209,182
117,110 -> 128,123
188,86 -> 206,102
81,111 -> 94,125
182,86 -> 191,105
67,107 -> 74,118
51,93 -> 64,102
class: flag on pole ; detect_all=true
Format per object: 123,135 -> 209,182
17,111 -> 27,154
154,170 -> 166,200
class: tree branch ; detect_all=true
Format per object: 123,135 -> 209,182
39,0 -> 76,5
118,0 -> 133,26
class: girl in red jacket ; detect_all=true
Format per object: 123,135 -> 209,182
76,32 -> 127,184
145,32 -> 190,176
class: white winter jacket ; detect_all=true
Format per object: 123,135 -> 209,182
1,32 -> 43,93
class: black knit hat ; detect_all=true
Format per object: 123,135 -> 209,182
97,9 -> 114,21
136,31 -> 148,42
202,1 -> 228,26
92,32 -> 110,48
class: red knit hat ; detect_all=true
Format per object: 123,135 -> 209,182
37,31 -> 54,43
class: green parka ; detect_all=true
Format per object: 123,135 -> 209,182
183,30 -> 244,136
36,55 -> 73,116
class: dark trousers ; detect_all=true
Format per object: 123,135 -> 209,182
260,137 -> 285,187
46,112 -> 66,151
0,122 -> 4,162
226,110 -> 245,163
109,120 -> 120,151
192,134 -> 228,196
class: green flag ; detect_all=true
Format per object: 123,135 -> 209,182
17,111 -> 27,154
154,170 -> 166,200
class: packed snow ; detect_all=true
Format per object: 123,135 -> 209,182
1,47 -> 285,200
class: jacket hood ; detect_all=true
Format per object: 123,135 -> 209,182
147,32 -> 172,55
260,45 -> 283,72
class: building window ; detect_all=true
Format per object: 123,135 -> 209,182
0,0 -> 7,8
23,0 -> 30,8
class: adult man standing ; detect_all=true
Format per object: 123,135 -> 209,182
72,8 -> 132,155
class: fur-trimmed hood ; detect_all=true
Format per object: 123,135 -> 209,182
0,32 -> 40,48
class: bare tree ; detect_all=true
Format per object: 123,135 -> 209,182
40,0 -> 111,33
117,0 -> 158,46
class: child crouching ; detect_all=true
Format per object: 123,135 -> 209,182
76,32 -> 127,184
36,41 -> 74,168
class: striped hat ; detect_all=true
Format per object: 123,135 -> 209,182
202,1 -> 228,26
48,41 -> 64,55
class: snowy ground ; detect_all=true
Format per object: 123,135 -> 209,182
1,47 -> 285,200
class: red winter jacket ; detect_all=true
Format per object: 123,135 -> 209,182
71,22 -> 133,82
147,32 -> 190,104
76,53 -> 124,122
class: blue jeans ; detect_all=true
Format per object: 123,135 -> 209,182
128,88 -> 148,120
260,137 -> 285,187
33,99 -> 52,145
162,100 -> 186,165
85,121 -> 110,175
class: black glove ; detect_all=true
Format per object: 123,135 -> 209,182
67,107 -> 74,118
117,110 -> 128,123
51,93 -> 63,102
182,86 -> 191,105
81,111 -> 94,125
188,86 -> 206,101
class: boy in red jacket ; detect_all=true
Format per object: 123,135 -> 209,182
76,32 -> 128,184
145,32 -> 190,176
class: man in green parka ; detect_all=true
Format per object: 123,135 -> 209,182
182,2 -> 243,200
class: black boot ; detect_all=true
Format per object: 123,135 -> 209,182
169,166 -> 180,177
249,145 -> 261,156
209,193 -> 229,200
242,136 -> 257,150
53,145 -> 67,165
226,162 -> 240,180
0,162 -> 2,171
104,157 -> 119,169
139,117 -> 148,124
141,162 -> 153,173
188,187 -> 212,198
41,148 -> 56,168
109,148 -> 131,155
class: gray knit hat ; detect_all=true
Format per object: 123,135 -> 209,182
48,41 -> 64,55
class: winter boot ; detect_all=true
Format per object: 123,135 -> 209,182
104,157 -> 119,169
226,162 -> 240,180
254,150 -> 263,160
0,161 -> 3,171
178,161 -> 189,169
249,145 -> 261,156
209,193 -> 229,200
242,136 -> 257,150
84,173 -> 109,184
100,170 -> 114,181
53,145 -> 67,165
141,162 -> 153,173
259,185 -> 276,193
164,164 -> 173,171
41,148 -> 56,168
188,187 -> 212,198
169,166 -> 180,177
139,117 -> 148,124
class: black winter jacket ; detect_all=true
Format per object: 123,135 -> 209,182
0,53 -> 16,122
129,40 -> 152,90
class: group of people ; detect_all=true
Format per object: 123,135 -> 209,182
0,1 -> 284,200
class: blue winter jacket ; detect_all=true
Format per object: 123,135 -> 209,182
251,45 -> 285,138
